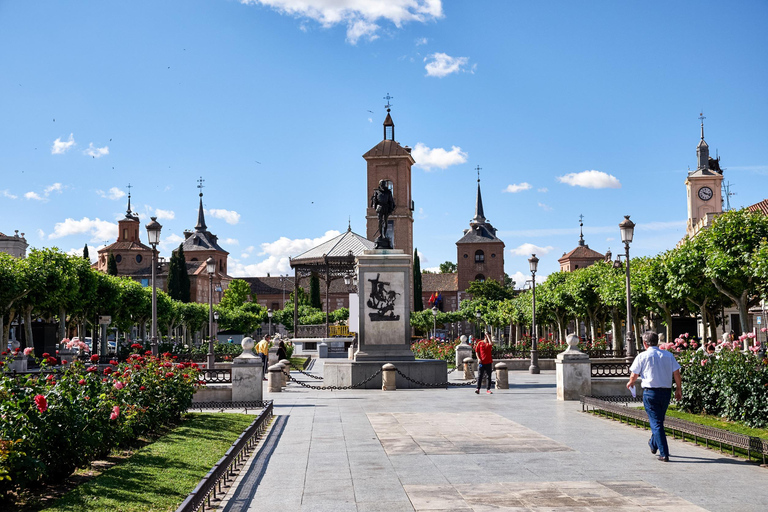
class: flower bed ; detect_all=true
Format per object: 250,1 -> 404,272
0,347 -> 201,493
410,338 -> 456,362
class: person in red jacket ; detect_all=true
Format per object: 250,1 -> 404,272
474,332 -> 494,394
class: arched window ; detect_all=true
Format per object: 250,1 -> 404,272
136,254 -> 143,263
115,254 -> 122,263
475,274 -> 486,282
475,250 -> 485,263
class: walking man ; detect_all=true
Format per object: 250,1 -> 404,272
626,331 -> 682,462
256,335 -> 270,381
474,332 -> 494,394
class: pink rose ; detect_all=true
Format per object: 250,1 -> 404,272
23,347 -> 34,356
701,359 -> 707,366
110,405 -> 120,420
113,381 -> 124,390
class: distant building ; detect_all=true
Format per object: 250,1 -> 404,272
558,218 -> 605,272
95,193 -> 153,274
685,115 -> 724,238
0,230 -> 28,258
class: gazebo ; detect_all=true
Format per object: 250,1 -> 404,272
289,227 -> 375,337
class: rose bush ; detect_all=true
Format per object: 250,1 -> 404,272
0,348 -> 200,492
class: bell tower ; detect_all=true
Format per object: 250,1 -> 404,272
363,96 -> 415,257
685,113 -> 724,238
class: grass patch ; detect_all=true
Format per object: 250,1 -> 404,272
43,413 -> 255,512
290,356 -> 308,368
665,406 -> 768,440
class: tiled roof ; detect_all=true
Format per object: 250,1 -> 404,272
457,224 -> 503,244
291,229 -> 375,264
120,261 -> 203,278
242,276 -> 352,296
421,272 -> 459,292
180,230 -> 228,253
363,139 -> 414,159
99,241 -> 152,252
558,244 -> 605,262
747,199 -> 768,216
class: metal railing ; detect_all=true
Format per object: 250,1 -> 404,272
591,362 -> 632,377
199,368 -> 232,384
581,396 -> 768,464
175,401 -> 274,512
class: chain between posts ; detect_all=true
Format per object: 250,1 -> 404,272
393,368 -> 478,388
290,366 -> 324,380
282,369 -> 382,390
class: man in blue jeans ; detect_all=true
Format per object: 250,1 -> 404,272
626,331 -> 683,462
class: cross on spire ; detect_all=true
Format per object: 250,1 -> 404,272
383,93 -> 394,112
197,176 -> 205,197
475,165 -> 482,183
578,214 -> 585,246
699,112 -> 706,140
125,183 -> 134,216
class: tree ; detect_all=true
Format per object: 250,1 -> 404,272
168,245 -> 191,303
439,261 -> 457,274
219,279 -> 252,310
414,248 -> 424,311
466,277 -> 513,301
309,274 -> 322,309
701,209 -> 768,334
83,244 -> 90,261
107,253 -> 118,276
289,286 -> 309,307
536,272 -> 575,343
0,253 -> 30,346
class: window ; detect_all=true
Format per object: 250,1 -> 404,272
475,274 -> 486,282
140,279 -> 149,287
136,254 -> 143,263
475,250 -> 485,263
463,254 -> 468,259
115,254 -> 122,263
123,228 -> 127,240
271,302 -> 279,311
491,253 -> 496,258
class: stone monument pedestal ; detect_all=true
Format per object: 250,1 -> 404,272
231,337 -> 264,402
455,335 -> 472,368
556,334 -> 591,401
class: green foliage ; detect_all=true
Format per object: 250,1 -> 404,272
82,243 -> 89,261
466,277 -> 513,301
219,279 -> 252,310
309,274 -> 322,309
168,245 -> 191,303
107,253 -> 118,276
410,338 -> 456,361
439,261 -> 457,274
414,248 -> 424,311
677,349 -> 768,428
289,286 -> 310,307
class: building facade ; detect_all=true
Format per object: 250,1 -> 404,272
558,219 -> 606,272
0,230 -> 28,258
686,116 -> 724,238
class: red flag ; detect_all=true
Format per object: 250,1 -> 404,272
429,292 -> 435,303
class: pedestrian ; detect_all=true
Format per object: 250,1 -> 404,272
277,340 -> 288,361
626,331 -> 682,462
474,332 -> 494,394
256,335 -> 270,381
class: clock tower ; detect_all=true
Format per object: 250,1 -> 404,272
685,114 -> 723,238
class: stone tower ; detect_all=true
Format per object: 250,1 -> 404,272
456,171 -> 505,292
685,114 -> 724,238
96,190 -> 152,274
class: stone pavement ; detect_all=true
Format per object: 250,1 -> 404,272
218,361 -> 768,512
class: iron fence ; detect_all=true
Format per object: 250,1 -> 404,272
590,362 -> 632,377
199,368 -> 232,384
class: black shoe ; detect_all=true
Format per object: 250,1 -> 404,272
657,455 -> 669,462
475,389 -> 480,394
649,439 -> 657,455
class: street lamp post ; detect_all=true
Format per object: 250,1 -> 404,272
528,254 -> 540,374
619,215 -> 636,360
267,308 -> 273,337
432,306 -> 438,339
206,257 -> 216,369
145,217 -> 162,357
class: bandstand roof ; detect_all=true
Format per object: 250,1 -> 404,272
290,228 -> 375,267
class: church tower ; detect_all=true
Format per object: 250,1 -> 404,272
456,168 -> 505,292
96,187 -> 152,274
685,114 -> 724,238
363,98 -> 415,257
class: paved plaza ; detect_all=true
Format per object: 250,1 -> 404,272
219,362 -> 768,512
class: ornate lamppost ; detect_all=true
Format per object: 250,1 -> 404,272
267,308 -> 273,337
206,257 -> 216,369
619,215 -> 636,360
145,217 -> 162,356
528,254 -> 540,374
432,306 -> 438,339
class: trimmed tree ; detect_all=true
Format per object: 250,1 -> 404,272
168,245 -> 191,303
309,274 -> 322,310
83,243 -> 90,261
414,248 -> 424,311
107,253 -> 118,276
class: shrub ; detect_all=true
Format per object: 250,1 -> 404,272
411,338 -> 456,362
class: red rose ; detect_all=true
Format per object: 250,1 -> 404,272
78,379 -> 86,385
42,352 -> 50,358
34,394 -> 48,413
90,354 -> 99,362
103,367 -> 113,375
61,360 -> 67,365
87,365 -> 98,372
110,360 -> 118,366
139,385 -> 146,391
165,372 -> 174,378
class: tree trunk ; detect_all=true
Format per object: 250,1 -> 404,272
24,307 -> 34,348
707,311 -> 718,342
698,304 -> 709,344
59,307 -> 66,342
0,314 -> 5,346
737,292 -> 751,337
611,309 -> 621,352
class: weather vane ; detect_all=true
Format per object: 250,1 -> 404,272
475,165 -> 482,182
383,93 -> 394,112
197,176 -> 205,196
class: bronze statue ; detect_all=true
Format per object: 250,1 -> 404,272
370,179 -> 395,249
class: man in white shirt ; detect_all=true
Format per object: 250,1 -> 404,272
626,331 -> 682,462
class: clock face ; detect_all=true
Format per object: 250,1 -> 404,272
698,186 -> 713,201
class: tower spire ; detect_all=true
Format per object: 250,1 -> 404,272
196,176 -> 207,231
383,93 -> 395,141
125,183 -> 134,218
471,165 -> 486,225
696,112 -> 710,170
578,214 -> 585,246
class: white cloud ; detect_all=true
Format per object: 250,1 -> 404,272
557,170 -> 621,189
241,0 -> 444,44
415,37 -> 428,46
422,266 -> 440,273
538,187 -> 548,193
207,208 -> 241,225
417,207 -> 427,219
25,191 -> 44,201
229,230 -> 340,277
509,271 -> 528,289
2,190 -> 17,199
368,117 -> 373,123
159,233 -> 185,253
417,250 -> 428,263
537,202 -> 553,211
44,183 -> 63,195
424,52 -> 471,77
96,187 -> 126,200
36,229 -> 45,238
606,237 -> 615,242
84,143 -> 109,158
510,243 -> 554,256
223,238 -> 240,246
155,208 -> 175,220
51,133 -> 75,154
48,217 -> 117,242
503,182 -> 532,194
241,253 -> 251,259
411,142 -> 468,171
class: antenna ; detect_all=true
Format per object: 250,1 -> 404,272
722,181 -> 736,211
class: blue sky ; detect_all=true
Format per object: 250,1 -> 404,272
1,0 -> 766,286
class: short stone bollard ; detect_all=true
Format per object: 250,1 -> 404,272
275,362 -> 287,388
463,357 -> 474,380
268,364 -> 283,392
382,363 -> 396,391
279,359 -> 291,388
495,362 -> 509,389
